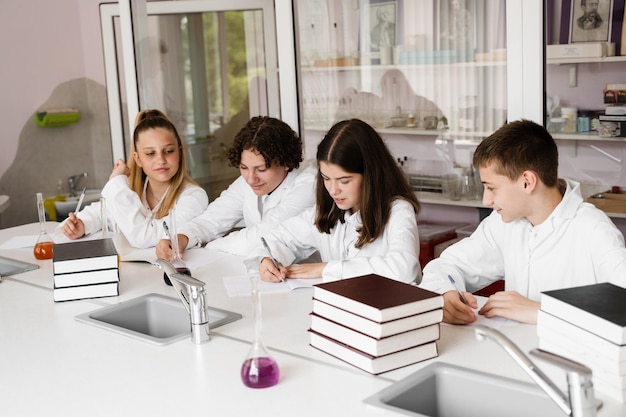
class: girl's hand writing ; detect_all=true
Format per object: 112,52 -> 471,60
62,212 -> 85,240
259,257 -> 287,282
285,263 -> 326,279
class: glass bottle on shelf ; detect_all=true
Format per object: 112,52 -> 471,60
33,192 -> 54,260
240,271 -> 280,388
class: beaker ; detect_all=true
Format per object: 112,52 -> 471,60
33,192 -> 54,260
240,273 -> 280,388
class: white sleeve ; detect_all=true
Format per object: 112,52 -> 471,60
205,167 -> 316,255
179,177 -> 247,249
322,200 -> 420,284
102,176 -> 208,248
420,211 -> 504,294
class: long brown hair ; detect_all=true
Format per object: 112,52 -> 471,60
128,109 -> 197,219
315,119 -> 419,248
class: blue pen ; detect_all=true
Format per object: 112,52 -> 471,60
448,274 -> 470,305
261,237 -> 284,282
74,186 -> 87,213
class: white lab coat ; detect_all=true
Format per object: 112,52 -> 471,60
180,163 -> 317,256
57,175 -> 208,248
256,199 -> 421,283
420,179 -> 626,299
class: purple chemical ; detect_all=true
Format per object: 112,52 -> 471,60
240,356 -> 280,388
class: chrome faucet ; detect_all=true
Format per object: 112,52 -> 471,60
155,259 -> 210,344
68,172 -> 88,196
475,325 -> 601,417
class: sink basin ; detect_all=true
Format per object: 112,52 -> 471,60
55,189 -> 102,219
75,293 -> 242,346
363,362 -> 564,417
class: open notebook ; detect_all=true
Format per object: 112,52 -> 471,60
223,274 -> 323,297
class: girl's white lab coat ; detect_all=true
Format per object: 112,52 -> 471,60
57,175 -> 208,248
259,199 -> 421,283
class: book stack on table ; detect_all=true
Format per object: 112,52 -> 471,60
52,238 -> 119,302
538,283 -> 626,403
309,274 -> 443,375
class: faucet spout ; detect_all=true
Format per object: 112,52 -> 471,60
475,325 -> 599,417
68,172 -> 88,196
155,259 -> 210,344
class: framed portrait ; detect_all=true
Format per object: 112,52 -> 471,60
366,0 -> 398,53
569,0 -> 614,43
436,0 -> 477,51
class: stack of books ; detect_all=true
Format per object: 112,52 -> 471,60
538,283 -> 626,403
53,238 -> 120,302
309,274 -> 443,375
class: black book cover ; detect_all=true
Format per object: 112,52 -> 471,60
542,282 -> 626,327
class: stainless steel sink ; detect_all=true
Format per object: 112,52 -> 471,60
76,293 -> 242,346
363,362 -> 565,417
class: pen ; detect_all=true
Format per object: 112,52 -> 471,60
448,274 -> 470,306
74,186 -> 87,213
261,237 -> 283,282
163,221 -> 180,261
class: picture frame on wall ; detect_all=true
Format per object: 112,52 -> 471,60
367,0 -> 397,53
436,0 -> 477,51
359,0 -> 402,64
569,0 -> 614,43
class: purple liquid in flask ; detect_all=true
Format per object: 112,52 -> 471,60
240,272 -> 280,388
241,356 -> 280,388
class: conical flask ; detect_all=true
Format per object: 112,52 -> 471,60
240,273 -> 280,388
33,192 -> 54,260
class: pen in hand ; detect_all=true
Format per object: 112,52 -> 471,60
74,186 -> 87,213
448,274 -> 470,306
163,221 -> 180,261
261,237 -> 283,282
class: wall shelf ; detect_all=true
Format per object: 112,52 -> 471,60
415,191 -> 487,209
302,61 -> 507,72
546,55 -> 626,65
552,132 -> 626,141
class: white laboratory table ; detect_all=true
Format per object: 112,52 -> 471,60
1,223 -> 624,417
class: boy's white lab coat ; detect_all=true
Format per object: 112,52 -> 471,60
180,164 -> 317,256
257,199 -> 421,283
420,179 -> 626,299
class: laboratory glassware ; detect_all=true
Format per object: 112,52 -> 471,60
240,273 -> 280,388
33,192 -> 54,260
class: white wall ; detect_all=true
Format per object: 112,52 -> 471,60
0,0 -> 106,181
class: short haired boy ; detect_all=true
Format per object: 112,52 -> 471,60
156,116 -> 316,258
419,119 -> 626,324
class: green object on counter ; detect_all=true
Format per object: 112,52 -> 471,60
43,195 -> 66,221
35,109 -> 80,127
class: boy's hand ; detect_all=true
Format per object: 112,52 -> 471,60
479,291 -> 540,324
442,290 -> 477,324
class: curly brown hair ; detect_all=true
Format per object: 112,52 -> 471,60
226,116 -> 303,171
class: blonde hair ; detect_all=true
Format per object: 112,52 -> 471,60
128,109 -> 197,219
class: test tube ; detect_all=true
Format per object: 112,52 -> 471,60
100,197 -> 108,238
168,208 -> 181,263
